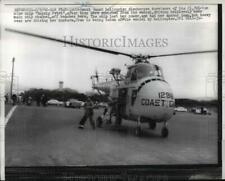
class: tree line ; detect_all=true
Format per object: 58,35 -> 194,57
22,88 -> 108,103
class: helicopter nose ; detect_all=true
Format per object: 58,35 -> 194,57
133,79 -> 175,121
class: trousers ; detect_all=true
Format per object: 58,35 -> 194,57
79,113 -> 95,129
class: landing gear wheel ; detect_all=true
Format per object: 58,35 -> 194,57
149,122 -> 156,130
161,127 -> 169,138
96,116 -> 103,128
135,127 -> 142,137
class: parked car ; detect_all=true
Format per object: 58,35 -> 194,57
196,107 -> 211,115
190,107 -> 211,115
195,108 -> 201,114
47,99 -> 64,106
65,99 -> 84,108
97,102 -> 108,108
174,106 -> 188,112
201,107 -> 209,115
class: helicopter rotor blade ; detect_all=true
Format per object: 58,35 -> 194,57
5,28 -> 134,59
148,50 -> 217,59
5,28 -> 217,62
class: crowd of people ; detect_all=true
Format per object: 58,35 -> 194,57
4,93 -> 48,106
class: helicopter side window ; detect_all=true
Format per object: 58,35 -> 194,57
126,69 -> 132,79
131,70 -> 137,81
126,68 -> 137,81
154,65 -> 163,77
155,70 -> 162,77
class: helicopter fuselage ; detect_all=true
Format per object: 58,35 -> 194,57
114,76 -> 175,123
107,62 -> 175,124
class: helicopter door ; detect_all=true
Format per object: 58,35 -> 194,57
118,88 -> 127,117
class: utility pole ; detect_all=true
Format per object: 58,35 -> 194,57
9,57 -> 15,103
0,72 -> 5,180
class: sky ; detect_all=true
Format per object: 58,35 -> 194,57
1,4 -> 218,99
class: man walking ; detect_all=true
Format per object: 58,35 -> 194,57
78,97 -> 95,129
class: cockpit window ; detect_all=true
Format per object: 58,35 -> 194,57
126,64 -> 164,81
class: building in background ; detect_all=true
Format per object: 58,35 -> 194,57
59,81 -> 64,91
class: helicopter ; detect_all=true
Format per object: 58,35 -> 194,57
5,28 -> 217,137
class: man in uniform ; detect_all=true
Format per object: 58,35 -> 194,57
41,94 -> 47,107
12,94 -> 17,105
78,97 -> 95,129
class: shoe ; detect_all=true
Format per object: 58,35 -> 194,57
78,125 -> 84,129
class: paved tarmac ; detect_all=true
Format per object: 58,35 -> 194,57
5,105 -> 218,166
